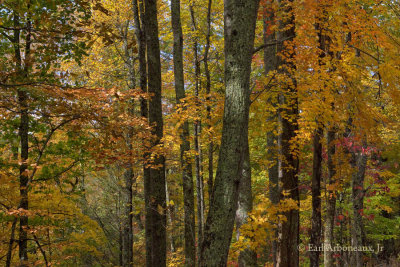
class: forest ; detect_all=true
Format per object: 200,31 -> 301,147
0,0 -> 400,266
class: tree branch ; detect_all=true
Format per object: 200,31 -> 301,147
253,36 -> 295,54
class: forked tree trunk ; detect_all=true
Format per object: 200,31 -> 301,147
199,0 -> 260,265
170,0 -> 196,265
143,0 -> 167,266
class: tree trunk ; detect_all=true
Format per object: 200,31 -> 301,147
6,218 -> 17,267
143,0 -> 167,266
275,0 -> 300,266
324,129 -> 336,267
122,169 -> 134,267
170,1 -> 196,264
121,22 -> 135,267
235,137 -> 257,267
189,6 -> 205,260
204,0 -> 214,208
263,2 -> 279,265
18,88 -> 29,267
199,0 -> 260,265
350,148 -> 367,267
310,128 -> 323,267
13,11 -> 30,266
132,0 -> 147,119
165,175 -> 176,253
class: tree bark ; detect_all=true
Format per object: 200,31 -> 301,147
143,0 -> 167,266
263,2 -> 279,265
199,0 -> 260,265
235,137 -> 257,267
13,10 -> 30,266
121,22 -> 135,267
6,218 -> 17,267
189,6 -> 205,260
323,129 -> 337,267
132,0 -> 147,119
170,0 -> 196,265
275,0 -> 300,266
165,176 -> 176,253
350,148 -> 367,267
204,0 -> 214,208
310,128 -> 323,267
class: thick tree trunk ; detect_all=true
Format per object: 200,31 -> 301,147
170,0 -> 196,265
310,128 -> 323,267
235,137 -> 257,267
199,0 -> 260,265
263,3 -> 279,265
350,149 -> 367,267
275,1 -> 300,266
143,1 -> 167,266
324,129 -> 336,267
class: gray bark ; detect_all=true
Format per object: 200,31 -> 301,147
199,0 -> 260,265
143,0 -> 167,266
189,6 -> 205,260
275,0 -> 300,266
170,0 -> 196,265
350,148 -> 367,267
324,129 -> 336,267
235,137 -> 257,267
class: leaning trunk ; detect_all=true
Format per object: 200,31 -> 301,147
199,0 -> 260,265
